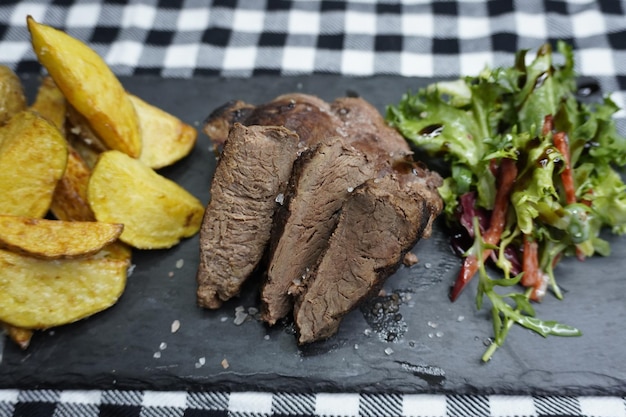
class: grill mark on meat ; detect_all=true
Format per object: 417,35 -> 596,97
261,136 -> 378,325
294,168 -> 443,344
196,123 -> 300,309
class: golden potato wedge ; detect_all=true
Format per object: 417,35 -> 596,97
0,214 -> 123,259
50,147 -> 96,221
88,150 -> 204,249
0,111 -> 67,217
0,248 -> 128,329
130,94 -> 198,169
27,16 -> 141,158
30,76 -> 66,135
0,65 -> 27,125
2,322 -> 33,350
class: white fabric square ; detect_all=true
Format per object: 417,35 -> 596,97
345,11 -> 376,35
401,51 -> 434,77
233,9 -> 265,33
0,390 -> 19,403
66,4 -> 101,28
10,3 -> 46,25
401,13 -> 434,37
121,4 -> 156,30
572,9 -> 607,38
514,12 -> 547,39
142,391 -> 187,408
177,8 -> 210,31
458,16 -> 490,39
288,10 -> 320,35
402,394 -> 447,417
223,46 -> 257,70
106,41 -> 143,66
164,44 -> 199,68
282,46 -> 316,72
578,48 -> 615,76
0,41 -> 33,63
59,390 -> 101,405
489,395 -> 536,417
228,392 -> 273,414
342,49 -> 374,75
460,51 -> 493,76
579,396 -> 626,417
315,393 -> 360,417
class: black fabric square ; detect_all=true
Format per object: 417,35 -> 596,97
135,67 -> 163,76
99,404 -> 142,417
252,68 -> 282,76
320,1 -> 346,12
432,1 -> 458,16
158,0 -> 183,8
375,34 -> 402,52
212,0 -> 238,8
317,34 -> 344,50
51,0 -> 76,5
487,0 -> 514,16
259,32 -> 288,47
90,26 -> 119,44
266,0 -> 292,12
608,30 -> 626,50
598,1 -> 624,14
376,3 -> 401,15
183,408 -> 228,417
544,0 -> 568,14
432,37 -> 459,54
12,402 -> 57,417
146,29 -> 175,46
616,75 -> 626,91
194,68 -> 221,76
492,32 -> 518,52
15,60 -> 42,74
202,27 -> 231,46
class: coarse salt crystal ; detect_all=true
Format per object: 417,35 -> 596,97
153,352 -> 161,359
221,358 -> 229,369
159,342 -> 167,350
176,259 -> 184,269
275,193 -> 285,205
384,347 -> 394,355
171,320 -> 181,333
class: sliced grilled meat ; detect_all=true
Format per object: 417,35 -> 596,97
293,165 -> 443,344
203,93 -> 341,149
261,136 -> 379,325
197,123 -> 300,309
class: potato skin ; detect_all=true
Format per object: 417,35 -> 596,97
0,65 -> 27,125
27,16 -> 142,158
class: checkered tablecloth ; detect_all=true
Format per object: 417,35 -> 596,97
1,1 -> 626,416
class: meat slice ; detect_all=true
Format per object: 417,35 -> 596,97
203,93 -> 341,149
261,136 -> 379,325
293,166 -> 444,344
331,96 -> 410,156
260,96 -> 414,325
196,123 -> 300,309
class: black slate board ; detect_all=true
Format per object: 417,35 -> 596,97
1,75 -> 625,395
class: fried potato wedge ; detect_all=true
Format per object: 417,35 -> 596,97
130,94 -> 198,169
2,322 -> 33,350
0,215 -> 123,259
0,249 -> 128,329
88,150 -> 204,249
30,76 -> 66,135
0,111 -> 67,217
50,147 -> 96,221
27,16 -> 141,158
0,65 -> 27,125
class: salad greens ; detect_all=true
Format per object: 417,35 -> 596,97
386,41 -> 626,361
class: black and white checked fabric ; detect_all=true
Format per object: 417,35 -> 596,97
1,390 -> 625,417
1,1 -> 626,416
